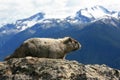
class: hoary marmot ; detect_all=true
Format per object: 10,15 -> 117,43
4,37 -> 81,60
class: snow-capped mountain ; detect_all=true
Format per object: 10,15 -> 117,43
1,5 -> 120,34
15,12 -> 45,31
66,5 -> 120,23
76,5 -> 120,20
1,5 -> 120,69
0,12 -> 45,34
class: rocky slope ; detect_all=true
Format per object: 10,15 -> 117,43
0,57 -> 120,80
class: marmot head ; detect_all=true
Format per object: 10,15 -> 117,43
62,37 -> 81,53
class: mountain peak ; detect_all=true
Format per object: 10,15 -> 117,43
75,5 -> 118,22
91,5 -> 111,14
29,12 -> 45,21
14,12 -> 45,31
16,12 -> 45,23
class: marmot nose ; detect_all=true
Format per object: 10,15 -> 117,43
78,43 -> 81,49
77,42 -> 81,49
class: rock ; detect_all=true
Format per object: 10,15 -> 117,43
85,64 -> 120,80
0,57 -> 120,80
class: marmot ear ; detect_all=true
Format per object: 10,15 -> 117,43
62,37 -> 71,44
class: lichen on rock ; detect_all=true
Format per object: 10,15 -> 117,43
0,57 -> 120,80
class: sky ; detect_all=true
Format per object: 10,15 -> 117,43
0,0 -> 120,25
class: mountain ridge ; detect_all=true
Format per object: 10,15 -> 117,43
0,5 -> 120,33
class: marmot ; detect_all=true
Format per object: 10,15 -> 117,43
4,37 -> 81,60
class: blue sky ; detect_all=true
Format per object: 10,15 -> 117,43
0,0 -> 120,25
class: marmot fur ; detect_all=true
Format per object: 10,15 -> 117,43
4,37 -> 81,60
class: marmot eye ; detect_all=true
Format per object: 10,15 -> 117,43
68,38 -> 72,42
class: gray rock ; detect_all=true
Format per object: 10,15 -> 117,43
0,57 -> 120,80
